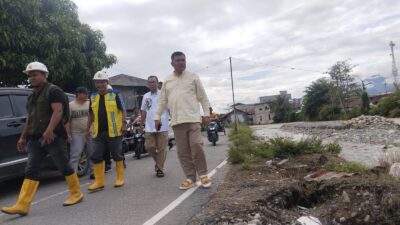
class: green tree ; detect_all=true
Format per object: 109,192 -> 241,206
328,61 -> 361,114
318,104 -> 341,121
0,0 -> 116,91
373,91 -> 400,117
302,78 -> 334,120
271,95 -> 291,123
361,91 -> 370,114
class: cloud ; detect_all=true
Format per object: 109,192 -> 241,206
72,0 -> 400,112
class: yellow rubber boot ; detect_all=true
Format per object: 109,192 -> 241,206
88,161 -> 105,192
114,160 -> 124,187
63,172 -> 84,206
1,179 -> 39,216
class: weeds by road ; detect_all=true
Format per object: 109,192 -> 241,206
191,125 -> 400,225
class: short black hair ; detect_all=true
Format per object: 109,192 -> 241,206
147,75 -> 159,82
171,51 -> 185,60
75,86 -> 88,95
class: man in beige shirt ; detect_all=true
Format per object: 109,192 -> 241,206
155,51 -> 211,190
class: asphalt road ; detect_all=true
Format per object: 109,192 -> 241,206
0,133 -> 228,225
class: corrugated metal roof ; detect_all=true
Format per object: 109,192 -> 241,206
109,74 -> 148,87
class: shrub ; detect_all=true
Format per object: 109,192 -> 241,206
374,91 -> 400,117
268,137 -> 341,157
326,161 -> 369,173
389,108 -> 400,118
227,124 -> 342,165
318,105 -> 341,121
228,146 -> 247,164
285,110 -> 300,122
324,141 -> 342,154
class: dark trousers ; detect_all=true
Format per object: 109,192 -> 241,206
91,132 -> 123,164
103,148 -> 112,166
25,137 -> 74,180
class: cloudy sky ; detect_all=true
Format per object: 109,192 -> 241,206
72,0 -> 400,112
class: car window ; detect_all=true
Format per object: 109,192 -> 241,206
13,95 -> 29,116
0,95 -> 13,118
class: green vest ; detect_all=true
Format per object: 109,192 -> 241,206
27,83 -> 67,137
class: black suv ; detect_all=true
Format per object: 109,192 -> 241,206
0,88 -> 89,182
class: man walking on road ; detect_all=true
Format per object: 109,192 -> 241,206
86,71 -> 127,192
2,62 -> 83,216
67,87 -> 90,175
155,52 -> 212,190
140,76 -> 170,177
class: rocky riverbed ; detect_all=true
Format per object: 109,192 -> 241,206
252,116 -> 400,167
280,116 -> 400,146
190,116 -> 400,225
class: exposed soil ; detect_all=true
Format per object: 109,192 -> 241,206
190,154 -> 400,225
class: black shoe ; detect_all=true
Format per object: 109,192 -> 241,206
156,169 -> 165,177
105,164 -> 112,173
89,174 -> 95,180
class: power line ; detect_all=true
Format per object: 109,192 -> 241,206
194,58 -> 230,73
231,57 -> 327,74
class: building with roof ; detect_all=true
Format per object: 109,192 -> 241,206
109,74 -> 149,112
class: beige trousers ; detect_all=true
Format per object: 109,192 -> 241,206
144,131 -> 168,170
172,123 -> 208,182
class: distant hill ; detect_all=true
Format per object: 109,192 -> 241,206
364,75 -> 396,95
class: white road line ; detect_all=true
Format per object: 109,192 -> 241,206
143,159 -> 228,225
0,182 -> 91,218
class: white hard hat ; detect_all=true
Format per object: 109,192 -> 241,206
23,62 -> 49,76
107,84 -> 113,90
93,71 -> 109,81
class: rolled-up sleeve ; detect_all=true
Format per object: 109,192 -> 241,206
195,77 -> 211,117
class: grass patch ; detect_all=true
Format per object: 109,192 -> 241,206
268,137 -> 341,157
325,161 -> 369,173
227,124 -> 342,165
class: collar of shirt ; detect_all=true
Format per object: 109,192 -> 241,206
150,90 -> 159,96
173,70 -> 187,77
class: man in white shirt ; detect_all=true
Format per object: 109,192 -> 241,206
155,52 -> 211,190
140,76 -> 169,177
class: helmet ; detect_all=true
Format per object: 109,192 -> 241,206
93,71 -> 109,81
107,84 -> 113,90
23,62 -> 49,77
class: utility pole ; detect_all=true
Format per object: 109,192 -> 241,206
389,41 -> 399,89
229,57 -> 238,131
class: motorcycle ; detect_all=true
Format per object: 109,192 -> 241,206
122,122 -> 146,159
216,120 -> 226,135
134,130 -> 146,159
207,121 -> 219,146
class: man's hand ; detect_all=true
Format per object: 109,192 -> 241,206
86,130 -> 91,141
42,129 -> 55,145
203,116 -> 210,127
121,123 -> 128,134
139,125 -> 144,134
155,120 -> 161,131
67,134 -> 72,144
17,138 -> 27,152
